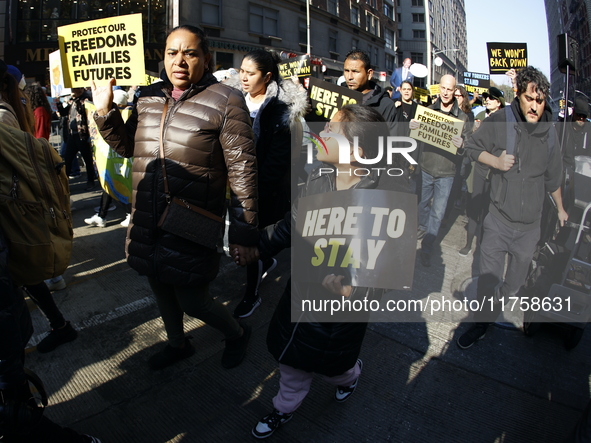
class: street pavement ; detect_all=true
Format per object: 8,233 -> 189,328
23,172 -> 591,443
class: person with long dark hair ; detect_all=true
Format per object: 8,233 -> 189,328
226,49 -> 308,318
251,105 -> 388,439
91,25 -> 258,370
24,83 -> 52,140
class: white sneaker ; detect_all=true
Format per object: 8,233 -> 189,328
120,213 -> 131,227
84,214 -> 106,228
45,275 -> 66,291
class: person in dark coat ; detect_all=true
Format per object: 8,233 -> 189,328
226,49 -> 308,319
250,105 -> 388,439
343,50 -> 397,132
91,25 -> 258,370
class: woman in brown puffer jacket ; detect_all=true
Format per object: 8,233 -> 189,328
92,25 -> 258,371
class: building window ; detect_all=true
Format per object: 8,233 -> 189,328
16,0 -> 167,46
398,29 -> 403,38
202,0 -> 221,26
374,47 -> 379,66
351,6 -> 360,26
215,52 -> 234,70
429,16 -> 434,27
411,0 -> 423,5
384,2 -> 394,20
386,53 -> 394,71
329,29 -> 338,53
397,13 -> 402,22
412,13 -> 425,22
328,0 -> 338,15
366,12 -> 379,36
385,29 -> 394,49
299,19 -> 307,44
249,4 -> 279,36
352,38 -> 359,50
368,0 -> 377,7
413,29 -> 425,39
410,52 -> 424,64
429,0 -> 433,10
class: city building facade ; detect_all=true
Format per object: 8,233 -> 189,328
545,0 -> 591,111
1,0 -> 399,86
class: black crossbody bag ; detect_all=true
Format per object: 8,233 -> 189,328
156,101 -> 224,250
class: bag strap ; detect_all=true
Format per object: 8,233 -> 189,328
505,106 -> 517,156
159,100 -> 170,199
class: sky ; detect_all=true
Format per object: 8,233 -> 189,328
464,0 -> 551,86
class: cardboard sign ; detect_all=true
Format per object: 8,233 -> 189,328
307,77 -> 363,121
293,189 -> 417,290
58,13 -> 146,87
278,55 -> 311,79
487,43 -> 528,74
86,102 -> 133,204
429,84 -> 440,96
409,105 -> 464,155
413,87 -> 430,103
48,50 -> 71,98
462,71 -> 490,95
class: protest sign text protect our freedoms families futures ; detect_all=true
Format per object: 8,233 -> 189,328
58,13 -> 146,87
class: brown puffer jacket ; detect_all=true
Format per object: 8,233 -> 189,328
94,73 -> 258,286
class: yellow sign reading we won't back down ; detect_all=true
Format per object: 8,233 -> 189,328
58,13 -> 146,88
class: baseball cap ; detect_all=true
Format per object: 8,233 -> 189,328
482,86 -> 505,108
7,65 -> 26,90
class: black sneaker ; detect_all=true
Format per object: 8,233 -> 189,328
458,245 -> 472,257
221,324 -> 251,369
85,181 -> 96,191
335,359 -> 363,402
252,409 -> 294,439
37,321 -> 78,353
457,323 -> 488,349
233,293 -> 262,318
420,251 -> 431,267
148,338 -> 195,370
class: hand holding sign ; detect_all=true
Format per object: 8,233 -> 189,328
91,78 -> 116,116
322,274 -> 353,298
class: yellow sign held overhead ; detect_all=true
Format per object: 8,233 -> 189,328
58,13 -> 146,88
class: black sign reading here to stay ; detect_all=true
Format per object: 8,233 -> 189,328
487,43 -> 528,74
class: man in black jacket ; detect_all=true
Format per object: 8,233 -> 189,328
457,66 -> 568,349
343,50 -> 397,132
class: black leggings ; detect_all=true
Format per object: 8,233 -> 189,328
23,283 -> 65,330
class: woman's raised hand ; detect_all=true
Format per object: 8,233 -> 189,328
91,78 -> 116,116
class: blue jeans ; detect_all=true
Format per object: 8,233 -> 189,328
418,171 -> 454,253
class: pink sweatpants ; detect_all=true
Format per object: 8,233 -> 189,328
272,361 -> 361,414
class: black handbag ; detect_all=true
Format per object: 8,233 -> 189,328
156,101 -> 223,250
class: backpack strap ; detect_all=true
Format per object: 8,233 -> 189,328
505,106 -> 517,156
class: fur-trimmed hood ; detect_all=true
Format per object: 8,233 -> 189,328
223,75 -> 309,127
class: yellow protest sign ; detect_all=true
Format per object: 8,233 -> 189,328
465,85 -> 489,95
429,84 -> 440,96
413,87 -> 430,103
409,105 -> 464,155
278,55 -> 311,79
487,43 -> 528,74
58,13 -> 145,88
